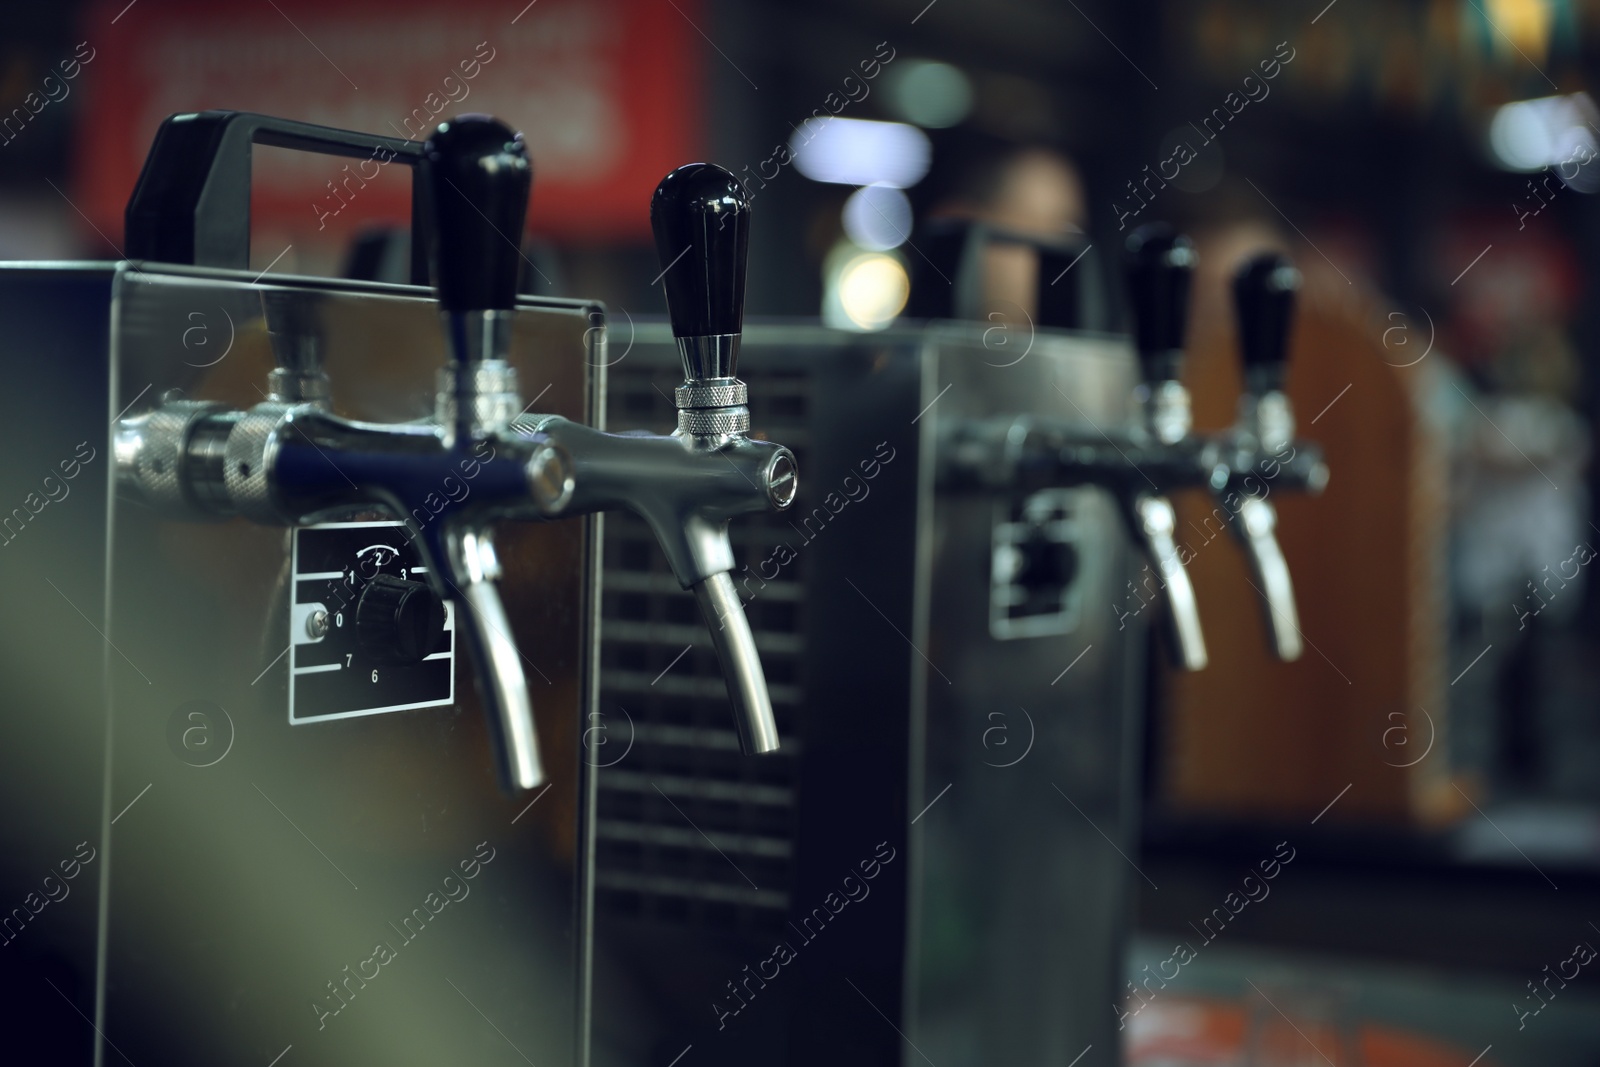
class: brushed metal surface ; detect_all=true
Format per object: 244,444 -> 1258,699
0,262 -> 599,1067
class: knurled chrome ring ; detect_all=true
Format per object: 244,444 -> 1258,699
224,405 -> 289,522
675,380 -> 747,408
436,361 -> 521,434
677,407 -> 750,436
129,401 -> 224,509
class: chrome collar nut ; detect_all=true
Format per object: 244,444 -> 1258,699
526,440 -> 576,515
764,448 -> 798,510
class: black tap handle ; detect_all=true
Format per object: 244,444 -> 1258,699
421,115 -> 532,314
650,163 -> 750,340
1232,252 -> 1301,396
1123,223 -> 1197,383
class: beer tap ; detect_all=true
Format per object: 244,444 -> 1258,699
1116,224 -> 1209,670
1213,252 -> 1328,662
116,117 -> 553,791
115,117 -> 797,791
514,163 -> 796,755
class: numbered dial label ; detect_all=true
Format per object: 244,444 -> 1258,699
289,521 -> 454,724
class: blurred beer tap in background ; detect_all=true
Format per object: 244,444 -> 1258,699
1212,252 -> 1329,661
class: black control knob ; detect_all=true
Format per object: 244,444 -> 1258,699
650,163 -> 750,341
1232,252 -> 1301,396
1123,223 -> 1197,384
421,115 -> 532,315
356,575 -> 447,664
1016,532 -> 1078,592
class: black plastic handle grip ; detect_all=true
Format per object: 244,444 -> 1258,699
650,163 -> 750,338
125,110 -> 426,281
1036,233 -> 1100,332
1232,252 -> 1301,395
902,219 -> 980,321
421,115 -> 532,314
1123,223 -> 1197,383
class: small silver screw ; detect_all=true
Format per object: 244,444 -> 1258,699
306,609 -> 330,639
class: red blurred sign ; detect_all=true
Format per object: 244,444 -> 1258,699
74,0 -> 700,243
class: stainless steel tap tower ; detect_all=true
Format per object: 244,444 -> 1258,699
588,224 -> 1327,1066
0,111 -> 793,1067
943,227 -> 1328,672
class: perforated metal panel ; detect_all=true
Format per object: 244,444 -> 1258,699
595,352 -> 810,933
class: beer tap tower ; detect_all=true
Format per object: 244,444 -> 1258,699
2,110 -> 794,1067
941,226 -> 1327,669
588,225 -> 1329,1066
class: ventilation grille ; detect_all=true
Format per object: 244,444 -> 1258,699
595,356 -> 810,935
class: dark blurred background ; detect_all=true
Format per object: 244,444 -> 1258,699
7,0 -> 1600,1063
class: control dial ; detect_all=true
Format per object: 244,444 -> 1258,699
1008,531 -> 1080,592
289,521 -> 456,725
357,574 -> 446,664
990,489 -> 1093,640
